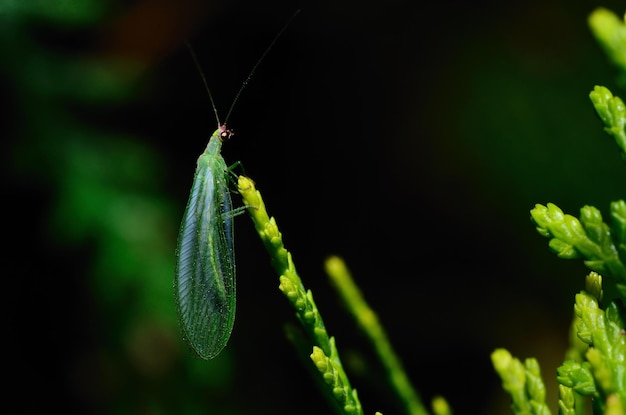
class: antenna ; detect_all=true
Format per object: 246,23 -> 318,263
186,41 -> 222,127
186,10 -> 300,129
223,9 -> 300,125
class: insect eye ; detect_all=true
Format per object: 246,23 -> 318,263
218,124 -> 234,141
221,130 -> 234,140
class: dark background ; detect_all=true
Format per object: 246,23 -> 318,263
4,0 -> 625,414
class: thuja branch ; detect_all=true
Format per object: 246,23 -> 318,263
491,349 -> 551,415
530,202 -> 626,299
237,175 -> 369,415
325,256 -> 433,415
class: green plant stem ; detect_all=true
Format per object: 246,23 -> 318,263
237,175 -> 368,415
325,256 -> 431,415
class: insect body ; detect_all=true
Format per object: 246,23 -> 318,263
174,124 -> 236,360
173,10 -> 299,360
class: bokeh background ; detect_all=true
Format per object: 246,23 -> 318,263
3,0 -> 625,414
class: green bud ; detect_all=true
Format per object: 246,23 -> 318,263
278,275 -> 296,296
491,348 -> 526,388
590,85 -> 615,126
558,384 -> 575,411
431,396 -> 451,415
585,272 -> 604,301
530,203 -> 561,229
557,361 -> 596,395
279,276 -> 306,310
333,386 -> 346,400
314,326 -> 327,339
581,205 -> 604,223
323,372 -> 334,384
237,176 -> 256,203
588,8 -> 626,73
265,217 -> 280,242
303,310 -> 316,323
589,85 -> 626,157
311,346 -> 328,371
524,358 -> 547,402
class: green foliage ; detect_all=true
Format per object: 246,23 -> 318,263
556,283 -> 626,414
8,1 -> 624,414
530,202 -> 626,298
589,86 -> 626,158
325,256 -> 431,415
493,275 -> 626,414
588,8 -> 626,88
430,397 -> 452,415
572,291 -> 625,404
529,10 -> 626,300
491,349 -> 551,415
557,360 -> 596,396
557,384 -> 581,415
238,178 -> 453,415
493,6 -> 626,415
238,176 -> 365,415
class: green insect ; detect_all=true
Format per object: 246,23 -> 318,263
174,12 -> 298,359
174,120 -> 236,360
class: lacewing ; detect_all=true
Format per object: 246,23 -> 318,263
175,124 -> 235,359
174,11 -> 298,359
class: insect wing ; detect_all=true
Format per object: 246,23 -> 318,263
174,145 -> 236,359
